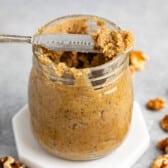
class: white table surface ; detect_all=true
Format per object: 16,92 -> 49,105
0,0 -> 168,167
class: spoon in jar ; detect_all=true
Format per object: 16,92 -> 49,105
0,34 -> 100,53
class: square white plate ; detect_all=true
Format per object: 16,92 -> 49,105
12,101 -> 150,168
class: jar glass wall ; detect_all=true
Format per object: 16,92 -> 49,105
28,15 -> 133,160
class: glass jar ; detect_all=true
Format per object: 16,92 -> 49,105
28,15 -> 133,160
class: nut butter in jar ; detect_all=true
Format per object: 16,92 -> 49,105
28,15 -> 134,160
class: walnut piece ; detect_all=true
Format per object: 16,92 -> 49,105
151,154 -> 168,168
146,98 -> 165,111
158,137 -> 168,153
161,115 -> 168,132
0,156 -> 28,168
129,50 -> 148,72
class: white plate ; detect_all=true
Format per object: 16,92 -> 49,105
12,101 -> 150,168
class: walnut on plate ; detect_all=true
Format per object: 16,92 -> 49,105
146,98 -> 166,111
161,115 -> 168,132
0,156 -> 28,168
151,154 -> 168,168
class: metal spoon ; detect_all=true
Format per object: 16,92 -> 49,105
0,34 -> 99,53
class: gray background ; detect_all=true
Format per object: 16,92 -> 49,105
0,0 -> 168,167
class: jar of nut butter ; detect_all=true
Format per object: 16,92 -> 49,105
28,14 -> 134,160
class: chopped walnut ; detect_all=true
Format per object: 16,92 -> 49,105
146,98 -> 165,111
151,154 -> 168,168
129,50 -> 148,72
161,115 -> 168,132
158,137 -> 168,153
0,156 -> 28,168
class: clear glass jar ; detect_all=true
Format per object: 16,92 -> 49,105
28,15 -> 133,160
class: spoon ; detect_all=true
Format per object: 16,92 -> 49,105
0,34 -> 100,53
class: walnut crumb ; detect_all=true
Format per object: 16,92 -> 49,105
146,98 -> 165,111
93,27 -> 134,58
151,154 -> 168,168
129,50 -> 148,73
0,156 -> 28,168
161,115 -> 168,132
158,137 -> 168,153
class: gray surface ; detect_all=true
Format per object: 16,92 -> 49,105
0,0 -> 168,167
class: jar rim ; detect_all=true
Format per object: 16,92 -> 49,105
37,14 -> 127,72
33,14 -> 130,89
42,14 -> 121,32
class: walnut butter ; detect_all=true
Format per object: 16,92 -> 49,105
28,15 -> 134,160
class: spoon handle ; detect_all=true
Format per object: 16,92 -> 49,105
0,34 -> 31,43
